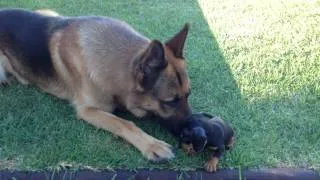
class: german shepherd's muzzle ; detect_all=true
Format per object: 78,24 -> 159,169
0,8 -> 192,162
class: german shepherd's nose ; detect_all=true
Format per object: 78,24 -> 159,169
168,100 -> 192,123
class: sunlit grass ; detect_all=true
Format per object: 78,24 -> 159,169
198,0 -> 320,99
198,0 -> 320,170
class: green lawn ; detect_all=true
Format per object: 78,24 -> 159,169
0,0 -> 319,171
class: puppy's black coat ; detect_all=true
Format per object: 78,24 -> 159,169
184,113 -> 234,154
177,113 -> 235,172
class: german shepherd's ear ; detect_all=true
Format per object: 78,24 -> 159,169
165,23 -> 189,58
136,40 -> 167,91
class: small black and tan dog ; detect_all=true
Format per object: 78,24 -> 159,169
179,113 -> 235,172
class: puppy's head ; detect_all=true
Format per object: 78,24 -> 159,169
130,23 -> 192,123
180,121 -> 207,153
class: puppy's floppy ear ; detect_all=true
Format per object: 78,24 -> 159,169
165,23 -> 189,58
136,40 -> 167,91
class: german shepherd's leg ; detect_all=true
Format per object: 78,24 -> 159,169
0,52 -> 28,86
76,106 -> 175,162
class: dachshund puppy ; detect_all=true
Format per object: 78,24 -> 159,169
180,113 -> 235,172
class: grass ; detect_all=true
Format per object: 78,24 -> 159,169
0,0 -> 320,171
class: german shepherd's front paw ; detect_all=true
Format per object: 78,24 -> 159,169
144,139 -> 175,162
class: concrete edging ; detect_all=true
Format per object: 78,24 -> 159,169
0,168 -> 319,180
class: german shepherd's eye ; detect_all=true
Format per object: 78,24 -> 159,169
162,96 -> 180,107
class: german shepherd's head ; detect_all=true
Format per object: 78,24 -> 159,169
130,24 -> 191,123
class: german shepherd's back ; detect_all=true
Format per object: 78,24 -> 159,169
0,8 -> 192,162
0,9 -> 57,80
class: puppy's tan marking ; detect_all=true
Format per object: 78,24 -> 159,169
181,143 -> 196,155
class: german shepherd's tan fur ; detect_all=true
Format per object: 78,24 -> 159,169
0,8 -> 191,161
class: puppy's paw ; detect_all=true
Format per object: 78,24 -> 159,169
204,157 -> 219,172
143,139 -> 175,163
204,161 -> 216,172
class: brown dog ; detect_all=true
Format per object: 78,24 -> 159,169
0,8 -> 192,162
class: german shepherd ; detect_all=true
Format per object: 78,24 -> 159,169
0,8 -> 192,162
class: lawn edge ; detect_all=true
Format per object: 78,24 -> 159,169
0,168 -> 319,180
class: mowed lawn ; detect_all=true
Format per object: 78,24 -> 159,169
0,0 -> 319,171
